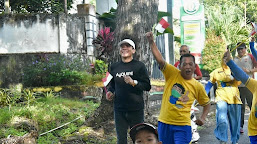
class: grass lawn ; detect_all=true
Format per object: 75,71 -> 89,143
0,96 -> 99,144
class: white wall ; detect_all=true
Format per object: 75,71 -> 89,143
0,15 -> 59,54
96,0 -> 117,15
0,14 -> 93,55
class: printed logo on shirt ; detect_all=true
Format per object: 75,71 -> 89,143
116,71 -> 133,77
170,83 -> 187,108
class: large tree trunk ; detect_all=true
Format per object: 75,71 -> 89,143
113,0 -> 159,122
113,0 -> 158,64
86,0 -> 159,128
85,88 -> 114,127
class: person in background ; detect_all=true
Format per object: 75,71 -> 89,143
233,39 -> 257,133
146,32 -> 210,144
174,45 -> 202,80
106,39 -> 151,144
223,38 -> 257,143
129,123 -> 162,144
205,54 -> 242,144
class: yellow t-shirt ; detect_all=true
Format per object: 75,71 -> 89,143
158,63 -> 210,126
209,67 -> 242,104
245,78 -> 257,136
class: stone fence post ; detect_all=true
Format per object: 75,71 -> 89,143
77,4 -> 97,61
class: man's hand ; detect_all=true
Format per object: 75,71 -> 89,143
195,118 -> 204,126
106,91 -> 114,101
124,76 -> 134,86
223,50 -> 232,64
251,37 -> 255,42
146,32 -> 154,44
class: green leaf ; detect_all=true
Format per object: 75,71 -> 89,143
164,27 -> 174,35
99,12 -> 116,19
174,36 -> 181,43
109,7 -> 117,13
157,11 -> 171,21
156,27 -> 174,36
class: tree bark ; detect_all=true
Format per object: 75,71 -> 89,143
85,88 -> 114,127
113,0 -> 159,121
86,0 -> 159,127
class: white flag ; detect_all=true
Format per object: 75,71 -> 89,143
155,18 -> 170,33
102,72 -> 113,87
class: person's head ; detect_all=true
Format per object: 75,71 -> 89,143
236,42 -> 246,57
179,45 -> 190,56
179,54 -> 196,80
118,39 -> 136,62
130,123 -> 161,144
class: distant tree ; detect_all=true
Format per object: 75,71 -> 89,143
202,0 -> 254,72
0,0 -> 73,13
205,2 -> 249,46
202,31 -> 226,73
204,0 -> 257,23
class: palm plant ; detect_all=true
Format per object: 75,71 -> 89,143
205,3 -> 250,46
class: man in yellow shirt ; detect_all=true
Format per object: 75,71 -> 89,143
224,45 -> 257,144
205,59 -> 242,144
146,32 -> 210,144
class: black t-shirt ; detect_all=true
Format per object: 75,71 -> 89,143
108,59 -> 151,111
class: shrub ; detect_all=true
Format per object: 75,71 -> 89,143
22,54 -> 101,87
202,31 -> 226,73
92,27 -> 114,61
94,59 -> 108,75
0,89 -> 11,107
0,108 -> 12,124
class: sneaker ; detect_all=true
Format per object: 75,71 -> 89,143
191,131 -> 200,142
240,127 -> 244,133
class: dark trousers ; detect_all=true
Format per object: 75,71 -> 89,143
239,87 -> 253,128
114,109 -> 144,144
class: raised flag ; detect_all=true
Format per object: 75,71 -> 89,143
249,22 -> 257,37
155,18 -> 170,33
102,72 -> 113,87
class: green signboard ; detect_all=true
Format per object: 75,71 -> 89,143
180,0 -> 205,64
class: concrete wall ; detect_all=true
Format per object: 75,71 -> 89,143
0,5 -> 97,56
0,14 -> 60,54
0,4 -> 102,88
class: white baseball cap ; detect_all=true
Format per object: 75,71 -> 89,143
129,123 -> 158,143
118,39 -> 136,49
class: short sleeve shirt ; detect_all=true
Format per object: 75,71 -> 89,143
158,63 -> 210,126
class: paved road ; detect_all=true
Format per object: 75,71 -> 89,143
195,104 -> 251,144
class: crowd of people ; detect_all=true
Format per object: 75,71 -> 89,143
105,33 -> 257,144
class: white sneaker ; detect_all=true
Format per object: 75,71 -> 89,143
191,131 -> 200,142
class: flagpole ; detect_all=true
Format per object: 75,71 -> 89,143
230,37 -> 249,53
104,86 -> 107,93
230,22 -> 257,52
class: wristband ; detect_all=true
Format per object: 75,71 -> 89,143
132,80 -> 138,87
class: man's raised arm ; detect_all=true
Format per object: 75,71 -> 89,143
146,32 -> 166,70
223,51 -> 249,84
